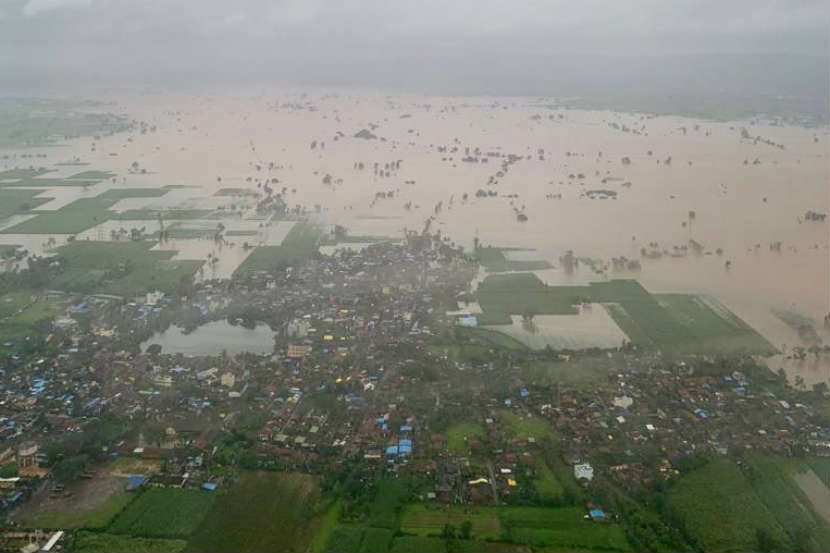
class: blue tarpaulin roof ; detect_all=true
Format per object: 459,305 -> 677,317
202,482 -> 219,491
589,509 -> 606,520
126,475 -> 147,491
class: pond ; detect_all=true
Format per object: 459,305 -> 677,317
141,320 -> 276,356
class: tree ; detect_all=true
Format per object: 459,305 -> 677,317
441,523 -> 456,540
459,520 -> 472,540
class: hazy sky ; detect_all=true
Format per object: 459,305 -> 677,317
1,0 -> 828,97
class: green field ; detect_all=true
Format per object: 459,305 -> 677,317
454,327 -> 529,351
68,170 -> 117,180
1,197 -> 118,234
807,458 -> 830,487
532,461 -> 564,504
0,293 -> 58,343
474,247 -> 552,273
323,526 -> 364,553
476,275 -> 775,355
25,492 -> 133,529
234,222 -> 322,276
499,411 -> 557,442
47,241 -> 202,296
187,472 -> 322,553
401,504 -> 502,540
71,531 -> 186,553
519,359 -> 609,389
0,168 -> 52,179
0,189 -> 51,220
98,188 -> 169,199
744,456 -> 830,553
391,536 -> 447,553
667,458 -> 790,552
359,527 -> 395,553
109,488 -> 216,538
499,506 -> 632,552
447,422 -> 486,455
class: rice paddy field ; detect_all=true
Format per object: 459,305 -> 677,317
475,274 -> 777,355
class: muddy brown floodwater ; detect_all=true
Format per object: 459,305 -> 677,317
1,88 -> 827,383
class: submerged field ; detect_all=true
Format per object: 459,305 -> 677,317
476,274 -> 776,355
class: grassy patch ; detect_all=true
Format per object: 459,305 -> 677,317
368,477 -> 410,529
98,188 -> 169,199
72,531 -> 185,553
1,197 -> 118,234
519,359 -> 608,390
667,458 -> 789,552
807,458 -> 830,488
28,491 -> 133,529
0,168 -> 51,179
532,461 -> 564,504
500,411 -> 557,442
447,422 -> 486,455
309,499 -> 342,553
115,209 -> 214,220
323,526 -> 364,553
68,170 -> 116,180
234,221 -> 321,275
215,188 -> 258,197
109,488 -> 215,538
0,293 -> 58,343
187,472 -> 321,553
401,504 -> 501,540
0,189 -> 51,220
48,241 -> 202,296
390,536 -> 447,553
454,327 -> 529,350
474,247 -> 552,272
359,527 -> 394,553
499,506 -> 632,552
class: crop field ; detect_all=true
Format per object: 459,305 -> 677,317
532,460 -> 564,504
454,327 -> 529,351
498,506 -> 632,552
323,526 -> 364,553
0,189 -> 51,220
476,274 -> 775,355
359,527 -> 395,553
474,247 -> 552,272
234,221 -> 322,275
447,422 -> 486,455
1,197 -> 119,234
49,240 -> 203,296
744,455 -> 830,552
519,358 -> 609,390
187,472 -> 322,553
401,505 -> 501,540
0,293 -> 58,343
71,531 -> 186,553
666,458 -> 789,552
390,536 -> 447,553
109,488 -> 216,538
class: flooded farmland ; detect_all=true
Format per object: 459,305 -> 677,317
1,90 -> 827,381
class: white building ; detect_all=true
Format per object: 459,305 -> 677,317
574,463 -> 594,481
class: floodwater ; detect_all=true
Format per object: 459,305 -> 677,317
485,304 -> 627,349
1,88 -> 827,381
140,320 -> 276,356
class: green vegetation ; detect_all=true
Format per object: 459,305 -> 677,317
0,189 -> 51,220
1,197 -> 118,234
401,504 -> 501,540
27,492 -> 133,529
115,209 -> 214,220
532,461 -> 564,504
0,168 -> 51,179
667,458 -> 789,552
234,222 -> 322,275
359,527 -> 395,553
499,506 -> 632,552
72,531 -> 186,553
188,472 -> 322,553
309,499 -> 342,553
44,241 -> 201,297
68,170 -> 116,180
98,188 -> 169,199
110,488 -> 215,538
474,247 -> 552,272
323,526 -> 364,553
454,327 -> 529,350
744,455 -> 830,553
447,422 -> 486,455
391,536 -> 447,553
368,477 -> 410,529
520,358 -> 608,390
476,275 -> 775,354
500,411 -> 557,442
0,292 -> 58,343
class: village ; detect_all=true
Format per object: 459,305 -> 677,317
0,232 -> 826,552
